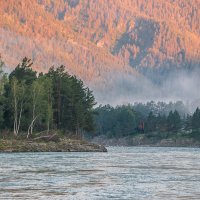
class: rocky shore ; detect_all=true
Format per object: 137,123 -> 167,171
0,138 -> 107,153
91,135 -> 200,148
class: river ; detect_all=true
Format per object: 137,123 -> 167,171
0,147 -> 200,199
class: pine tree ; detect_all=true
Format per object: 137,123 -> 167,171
184,114 -> 192,131
146,111 -> 156,132
167,110 -> 181,132
173,110 -> 181,131
0,58 -> 7,128
9,57 -> 36,85
192,107 -> 200,131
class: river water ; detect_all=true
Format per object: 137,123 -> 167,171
0,147 -> 200,200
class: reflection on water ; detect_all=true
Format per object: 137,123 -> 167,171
0,147 -> 200,199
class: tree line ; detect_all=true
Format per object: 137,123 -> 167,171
1,57 -> 199,141
94,104 -> 200,139
0,58 -> 96,138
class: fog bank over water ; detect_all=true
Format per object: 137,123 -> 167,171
93,67 -> 200,110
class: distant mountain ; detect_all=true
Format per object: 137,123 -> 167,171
0,0 -> 200,104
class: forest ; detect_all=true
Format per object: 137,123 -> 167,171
93,103 -> 200,140
0,58 -> 96,139
0,57 -> 200,141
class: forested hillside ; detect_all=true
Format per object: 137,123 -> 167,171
0,1 -> 199,104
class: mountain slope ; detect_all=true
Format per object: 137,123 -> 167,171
0,0 -> 200,104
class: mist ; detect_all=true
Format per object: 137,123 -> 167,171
1,28 -> 199,112
92,66 -> 200,111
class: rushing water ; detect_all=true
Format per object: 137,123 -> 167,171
0,147 -> 200,200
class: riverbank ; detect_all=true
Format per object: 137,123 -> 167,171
91,134 -> 200,148
0,138 -> 107,152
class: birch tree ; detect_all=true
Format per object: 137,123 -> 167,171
27,80 -> 41,138
27,76 -> 53,138
10,78 -> 25,136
